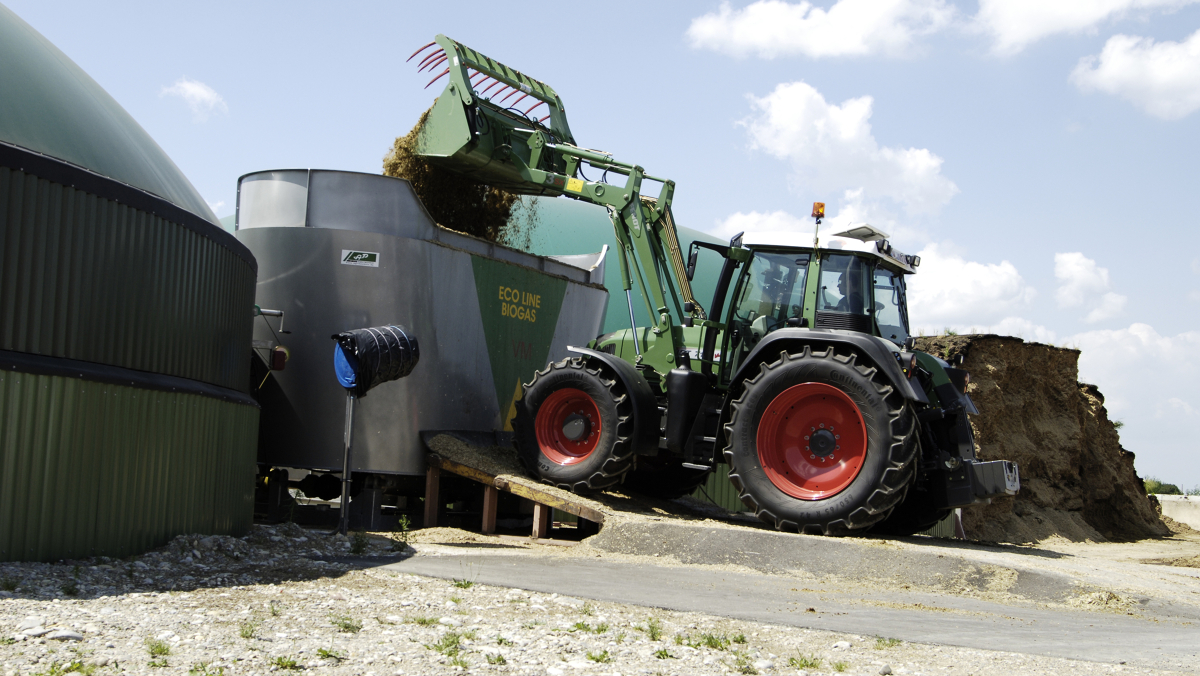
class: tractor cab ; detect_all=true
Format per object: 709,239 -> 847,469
721,233 -> 918,380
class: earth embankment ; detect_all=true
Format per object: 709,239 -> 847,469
915,335 -> 1169,543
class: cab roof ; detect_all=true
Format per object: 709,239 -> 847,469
743,229 -> 919,274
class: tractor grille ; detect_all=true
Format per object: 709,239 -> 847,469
815,312 -> 872,332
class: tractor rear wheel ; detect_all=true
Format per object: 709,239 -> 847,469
725,346 -> 917,535
872,414 -> 976,536
514,358 -> 634,492
869,486 -> 951,536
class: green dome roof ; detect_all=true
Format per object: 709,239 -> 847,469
0,4 -> 217,223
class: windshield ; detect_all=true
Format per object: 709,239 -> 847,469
873,266 -> 910,344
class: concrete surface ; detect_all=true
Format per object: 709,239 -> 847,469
1159,495 -> 1200,529
383,549 -> 1200,673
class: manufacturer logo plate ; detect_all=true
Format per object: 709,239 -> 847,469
341,250 -> 379,267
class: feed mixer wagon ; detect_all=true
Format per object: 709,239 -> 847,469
236,169 -> 608,528
407,35 -> 1020,535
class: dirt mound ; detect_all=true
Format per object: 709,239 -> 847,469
383,108 -> 518,242
915,335 -> 1169,544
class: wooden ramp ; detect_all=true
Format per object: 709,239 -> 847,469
424,452 -> 605,540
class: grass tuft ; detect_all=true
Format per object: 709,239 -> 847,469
145,638 -> 171,657
653,648 -> 674,659
317,647 -> 345,661
350,530 -> 370,555
409,616 -> 438,626
487,654 -> 507,665
789,653 -> 822,669
239,621 -> 259,639
271,656 -> 300,670
586,650 -> 612,663
330,615 -> 362,633
733,650 -> 758,675
427,632 -> 463,657
874,636 -> 902,649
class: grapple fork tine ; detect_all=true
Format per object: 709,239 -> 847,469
524,100 -> 545,115
510,93 -> 531,109
417,50 -> 445,71
424,68 -> 450,89
419,54 -> 448,73
407,41 -> 437,62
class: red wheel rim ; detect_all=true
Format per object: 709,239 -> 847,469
756,382 -> 867,500
535,388 -> 602,465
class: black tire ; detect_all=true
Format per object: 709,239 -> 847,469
514,357 -> 634,492
725,346 -> 917,535
872,414 -> 975,536
869,487 -> 951,536
622,458 -> 712,500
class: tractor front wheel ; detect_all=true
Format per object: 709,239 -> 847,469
725,347 -> 917,535
514,358 -> 634,492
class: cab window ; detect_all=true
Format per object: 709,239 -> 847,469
817,254 -> 869,315
723,252 -> 810,375
873,266 -> 910,344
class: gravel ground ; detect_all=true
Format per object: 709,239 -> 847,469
0,524 -> 1190,676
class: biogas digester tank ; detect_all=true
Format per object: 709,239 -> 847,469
237,169 -> 608,476
0,5 -> 258,561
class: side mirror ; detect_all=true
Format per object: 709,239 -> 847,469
686,242 -> 699,281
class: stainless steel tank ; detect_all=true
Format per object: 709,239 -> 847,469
236,169 -> 608,476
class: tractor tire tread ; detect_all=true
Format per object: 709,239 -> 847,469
724,346 -> 918,535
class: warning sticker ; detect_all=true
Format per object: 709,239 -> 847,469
341,250 -> 379,267
566,177 -> 584,193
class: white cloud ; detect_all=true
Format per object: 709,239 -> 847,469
687,0 -> 954,59
1160,397 -> 1198,418
1086,292 -> 1127,323
1071,30 -> 1200,119
1054,252 -> 1127,323
207,200 -> 226,213
709,209 -> 811,242
974,0 -> 1199,56
743,81 -> 958,214
161,77 -> 229,122
1067,323 -> 1200,485
906,242 -> 1037,330
706,189 -> 923,248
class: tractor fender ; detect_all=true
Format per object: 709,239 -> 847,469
567,346 -> 661,456
730,329 -> 929,405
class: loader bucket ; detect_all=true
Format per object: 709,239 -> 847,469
408,35 -> 578,197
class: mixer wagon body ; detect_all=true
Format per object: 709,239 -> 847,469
236,169 -> 607,476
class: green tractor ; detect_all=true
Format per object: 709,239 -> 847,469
409,35 -> 1019,535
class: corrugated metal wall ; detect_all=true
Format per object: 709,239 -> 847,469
691,464 -> 745,512
0,167 -> 255,392
0,370 -> 257,561
0,154 -> 260,562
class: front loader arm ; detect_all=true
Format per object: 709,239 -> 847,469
410,35 -> 705,372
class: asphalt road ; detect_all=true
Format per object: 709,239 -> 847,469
382,550 -> 1200,673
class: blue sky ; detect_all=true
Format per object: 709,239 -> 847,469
9,0 -> 1199,488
